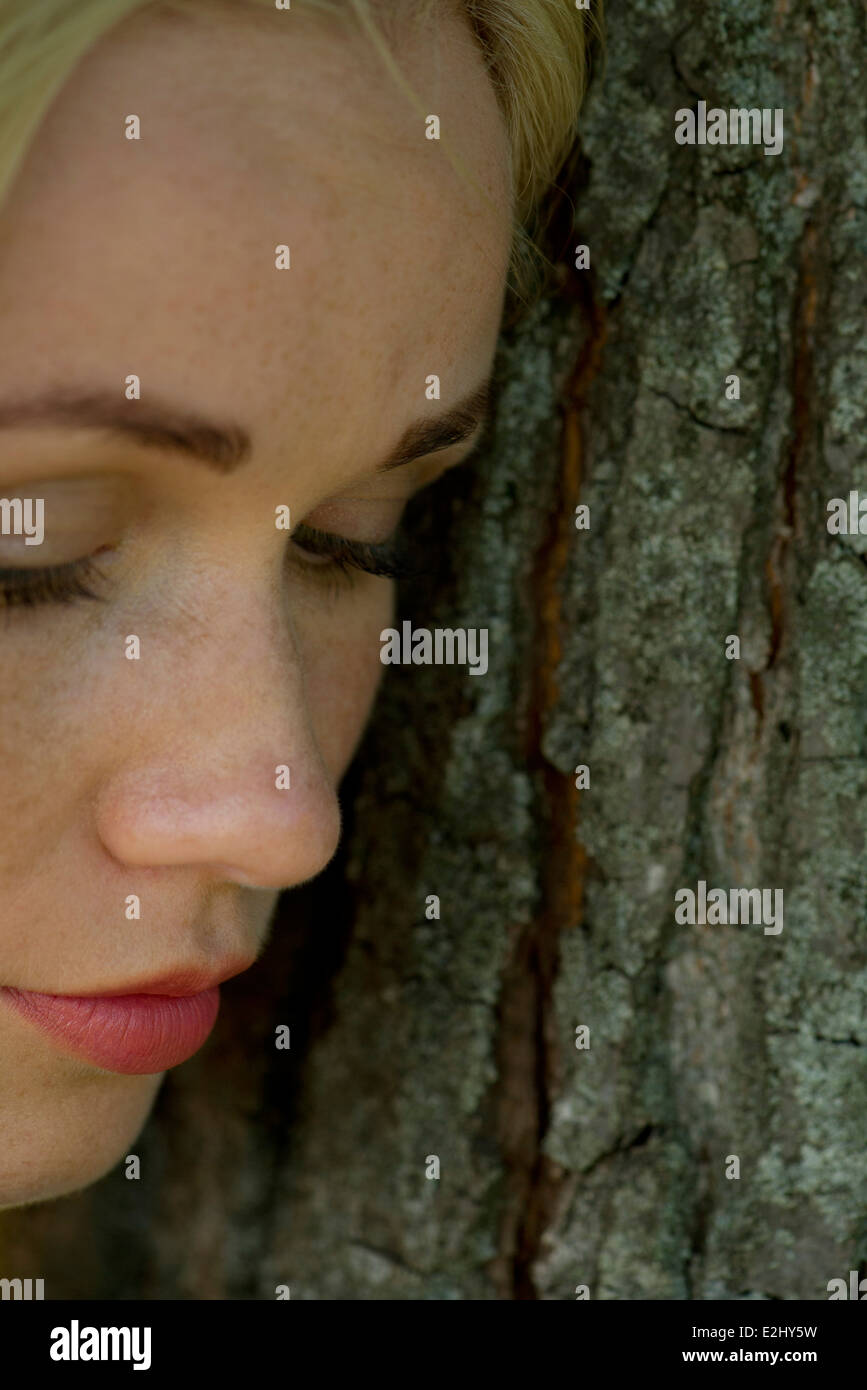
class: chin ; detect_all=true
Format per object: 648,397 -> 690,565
0,1067 -> 162,1212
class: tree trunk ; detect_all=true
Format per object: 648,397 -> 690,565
4,0 -> 866,1299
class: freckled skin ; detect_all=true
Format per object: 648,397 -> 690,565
0,3 -> 511,1207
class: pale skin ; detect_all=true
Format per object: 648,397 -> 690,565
0,0 -> 511,1208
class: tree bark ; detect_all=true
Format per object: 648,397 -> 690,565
4,0 -> 866,1299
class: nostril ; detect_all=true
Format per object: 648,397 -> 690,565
210,864 -> 271,889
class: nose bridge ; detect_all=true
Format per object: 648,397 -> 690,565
93,573 -> 341,885
158,571 -> 311,755
117,565 -> 314,770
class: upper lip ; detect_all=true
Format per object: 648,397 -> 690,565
11,956 -> 258,999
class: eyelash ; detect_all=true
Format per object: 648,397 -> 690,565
0,524 -> 418,610
291,524 -> 417,587
0,557 -> 107,609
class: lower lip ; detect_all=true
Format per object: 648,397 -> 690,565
0,986 -> 220,1074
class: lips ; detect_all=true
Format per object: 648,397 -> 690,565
0,985 -> 221,1074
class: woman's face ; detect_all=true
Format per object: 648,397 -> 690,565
0,1 -> 511,1208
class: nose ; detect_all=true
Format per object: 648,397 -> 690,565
93,578 -> 342,889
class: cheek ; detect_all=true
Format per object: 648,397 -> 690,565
295,579 -> 394,780
0,621 -> 84,886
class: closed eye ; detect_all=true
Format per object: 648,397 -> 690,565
0,555 -> 108,608
290,522 -> 420,583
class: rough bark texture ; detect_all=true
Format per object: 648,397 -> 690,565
4,0 -> 867,1299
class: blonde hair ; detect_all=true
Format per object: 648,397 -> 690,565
0,0 -> 598,309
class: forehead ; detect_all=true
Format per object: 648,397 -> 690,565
0,1 -> 512,465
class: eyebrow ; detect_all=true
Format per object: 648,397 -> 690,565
0,379 -> 494,476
